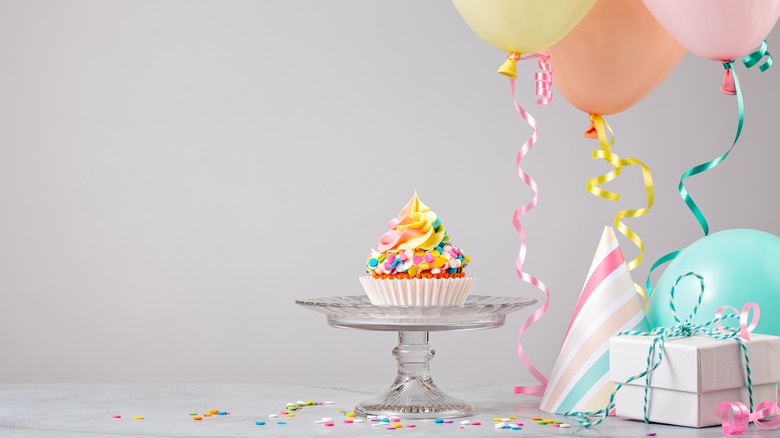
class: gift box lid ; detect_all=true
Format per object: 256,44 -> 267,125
610,333 -> 780,393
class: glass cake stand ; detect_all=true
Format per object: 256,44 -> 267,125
295,295 -> 537,419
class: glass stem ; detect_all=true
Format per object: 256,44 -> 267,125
393,331 -> 433,384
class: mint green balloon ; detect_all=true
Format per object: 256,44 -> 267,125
646,229 -> 780,335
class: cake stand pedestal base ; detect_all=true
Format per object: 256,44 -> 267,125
354,331 -> 471,419
295,295 -> 537,419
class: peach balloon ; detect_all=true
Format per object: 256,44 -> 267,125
547,0 -> 686,116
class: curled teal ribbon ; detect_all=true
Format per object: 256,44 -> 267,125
646,41 -> 772,298
568,273 -> 753,428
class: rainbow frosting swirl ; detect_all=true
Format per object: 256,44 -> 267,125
366,192 -> 470,278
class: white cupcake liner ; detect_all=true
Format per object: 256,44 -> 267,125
359,276 -> 475,306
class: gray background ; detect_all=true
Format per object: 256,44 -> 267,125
0,0 -> 777,385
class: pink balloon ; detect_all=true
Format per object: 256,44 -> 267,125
642,0 -> 780,61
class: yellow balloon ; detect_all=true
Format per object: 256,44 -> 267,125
452,0 -> 597,55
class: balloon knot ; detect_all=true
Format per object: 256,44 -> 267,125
583,121 -> 598,139
498,52 -> 520,79
721,62 -> 736,95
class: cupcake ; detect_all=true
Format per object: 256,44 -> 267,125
360,192 -> 473,305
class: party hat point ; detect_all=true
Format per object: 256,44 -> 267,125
498,57 -> 518,79
539,226 -> 648,414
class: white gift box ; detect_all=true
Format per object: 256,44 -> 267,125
610,333 -> 780,427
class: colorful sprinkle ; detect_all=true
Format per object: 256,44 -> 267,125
133,416 -> 144,420
344,419 -> 353,424
560,423 -> 571,428
460,420 -> 470,425
193,416 -> 202,421
255,421 -> 265,425
646,433 -> 656,437
277,421 -> 286,425
112,415 -> 121,419
434,418 -> 444,423
531,417 -> 542,421
406,424 -> 416,428
444,419 -> 454,423
472,421 -> 481,425
325,401 -> 335,405
495,422 -> 507,429
268,414 -> 278,418
324,422 -> 334,427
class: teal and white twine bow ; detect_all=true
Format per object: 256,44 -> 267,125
566,272 -> 754,428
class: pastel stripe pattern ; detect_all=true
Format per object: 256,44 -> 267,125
539,227 -> 648,414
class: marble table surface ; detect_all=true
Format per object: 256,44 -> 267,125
0,383 -> 766,437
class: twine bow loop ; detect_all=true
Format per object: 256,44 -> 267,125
566,272 -> 757,428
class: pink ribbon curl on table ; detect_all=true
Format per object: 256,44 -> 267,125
502,51 -> 553,397
717,400 -> 780,435
715,302 -> 760,341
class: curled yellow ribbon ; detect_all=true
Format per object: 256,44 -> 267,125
586,115 -> 655,304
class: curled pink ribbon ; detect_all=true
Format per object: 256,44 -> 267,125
715,302 -> 760,341
507,51 -> 553,396
717,400 -> 780,435
530,52 -> 553,105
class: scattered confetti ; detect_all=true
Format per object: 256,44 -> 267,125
560,423 -> 571,428
472,421 -> 481,426
255,421 -> 265,425
406,424 -> 416,428
460,420 -> 470,425
277,421 -> 286,425
495,422 -> 507,429
111,415 -> 121,419
193,416 -> 202,421
531,417 -> 542,421
434,418 -> 444,424
268,414 -> 278,418
646,433 -> 656,437
133,416 -> 144,421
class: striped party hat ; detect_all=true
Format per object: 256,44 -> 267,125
539,226 -> 648,414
